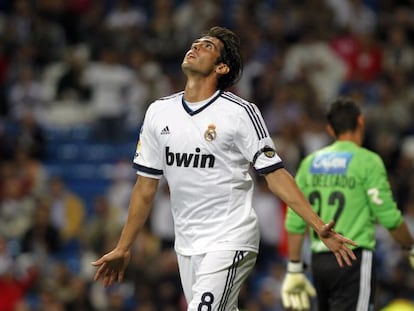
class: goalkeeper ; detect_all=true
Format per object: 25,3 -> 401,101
282,97 -> 414,311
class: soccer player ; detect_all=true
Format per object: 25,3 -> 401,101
92,26 -> 356,311
282,97 -> 414,311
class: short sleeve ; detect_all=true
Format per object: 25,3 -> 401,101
233,103 -> 283,175
133,105 -> 163,178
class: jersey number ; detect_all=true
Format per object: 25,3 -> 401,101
308,190 -> 345,239
367,188 -> 383,204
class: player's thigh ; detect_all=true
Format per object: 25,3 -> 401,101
312,249 -> 375,311
188,250 -> 257,311
331,249 -> 375,311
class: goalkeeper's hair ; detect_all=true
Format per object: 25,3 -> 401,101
204,26 -> 243,90
326,97 -> 361,136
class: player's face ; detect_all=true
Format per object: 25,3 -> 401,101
181,36 -> 224,76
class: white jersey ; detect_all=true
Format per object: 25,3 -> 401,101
133,90 -> 284,255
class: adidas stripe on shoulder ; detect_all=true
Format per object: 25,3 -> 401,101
220,92 -> 268,140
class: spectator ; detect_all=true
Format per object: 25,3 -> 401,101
0,42 -> 10,117
20,197 -> 61,259
263,82 -> 305,136
14,147 -> 48,198
252,263 -> 285,311
83,195 -> 122,255
0,164 -> 36,242
353,31 -> 383,83
55,45 -> 91,102
65,276 -> 96,311
330,26 -> 362,82
382,25 -> 414,74
0,120 -> 15,161
283,24 -> 347,106
106,158 -> 135,224
105,0 -> 147,31
126,46 -> 172,128
326,0 -> 377,35
173,0 -> 220,50
82,46 -> 135,142
47,176 -> 85,248
7,65 -> 47,122
4,0 -> 34,46
104,0 -> 147,46
0,235 -> 38,311
13,109 -> 47,160
144,0 -> 181,67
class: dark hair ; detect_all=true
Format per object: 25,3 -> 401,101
326,97 -> 361,136
203,26 -> 243,90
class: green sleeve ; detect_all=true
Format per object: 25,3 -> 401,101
364,153 -> 403,230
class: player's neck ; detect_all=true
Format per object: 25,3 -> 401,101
184,77 -> 219,102
336,132 -> 362,146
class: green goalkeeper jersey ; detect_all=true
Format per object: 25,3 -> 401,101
285,141 -> 403,252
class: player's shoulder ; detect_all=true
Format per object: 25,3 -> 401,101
336,143 -> 383,162
147,91 -> 184,112
357,146 -> 384,165
317,143 -> 383,166
219,91 -> 258,112
153,91 -> 184,105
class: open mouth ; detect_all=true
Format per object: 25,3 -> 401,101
186,51 -> 197,59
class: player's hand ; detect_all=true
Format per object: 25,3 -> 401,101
319,220 -> 358,267
91,249 -> 131,287
281,261 -> 316,311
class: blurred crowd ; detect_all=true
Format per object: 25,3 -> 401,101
0,0 -> 414,310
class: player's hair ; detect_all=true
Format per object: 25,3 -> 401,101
326,97 -> 361,136
204,26 -> 243,90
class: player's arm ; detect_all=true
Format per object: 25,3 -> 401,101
114,175 -> 159,252
265,168 -> 357,267
365,154 -> 414,266
92,175 -> 159,286
389,222 -> 414,269
233,101 -> 356,264
389,221 -> 414,250
287,232 -> 306,262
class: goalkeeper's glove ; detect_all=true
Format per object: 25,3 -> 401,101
281,261 -> 316,311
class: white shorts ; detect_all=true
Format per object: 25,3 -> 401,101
177,250 -> 257,311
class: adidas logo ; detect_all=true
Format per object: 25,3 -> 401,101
161,126 -> 170,135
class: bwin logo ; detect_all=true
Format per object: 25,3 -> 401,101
165,146 -> 215,168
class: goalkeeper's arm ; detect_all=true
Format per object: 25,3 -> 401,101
388,220 -> 414,269
281,232 -> 316,311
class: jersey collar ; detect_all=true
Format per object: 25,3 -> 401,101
182,90 -> 223,116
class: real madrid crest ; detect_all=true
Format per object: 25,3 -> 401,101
204,124 -> 217,142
